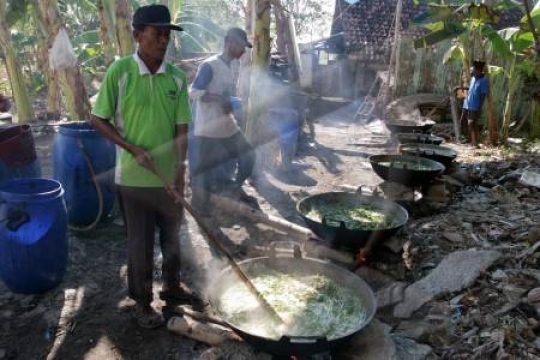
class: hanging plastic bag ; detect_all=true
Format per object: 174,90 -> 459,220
49,27 -> 78,70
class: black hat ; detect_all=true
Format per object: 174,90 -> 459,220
132,4 -> 183,31
472,60 -> 486,69
225,27 -> 252,48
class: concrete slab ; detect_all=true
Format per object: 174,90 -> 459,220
394,250 -> 501,318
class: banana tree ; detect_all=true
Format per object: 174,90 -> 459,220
412,1 -> 523,144
0,0 -> 36,123
37,0 -> 91,121
115,0 -> 134,57
483,26 -> 534,140
246,0 -> 271,143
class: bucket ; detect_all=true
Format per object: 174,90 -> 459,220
0,178 -> 67,294
0,125 -> 41,185
268,107 -> 300,164
53,122 -> 116,228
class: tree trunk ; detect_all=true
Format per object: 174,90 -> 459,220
531,101 -> 540,139
486,90 -> 498,145
115,0 -> 135,57
501,56 -> 518,141
0,1 -> 35,123
237,0 -> 254,133
31,0 -> 60,120
245,0 -> 272,169
38,0 -> 91,121
97,0 -> 116,66
273,0 -> 287,56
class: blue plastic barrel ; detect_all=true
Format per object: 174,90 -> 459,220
53,122 -> 116,228
0,178 -> 67,294
0,125 -> 41,185
268,107 -> 300,164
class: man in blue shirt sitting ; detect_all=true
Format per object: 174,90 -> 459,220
460,60 -> 489,148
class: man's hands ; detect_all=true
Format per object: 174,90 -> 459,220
128,144 -> 186,199
129,145 -> 156,172
221,96 -> 232,115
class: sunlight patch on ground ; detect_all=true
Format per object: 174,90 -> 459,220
47,287 -> 86,359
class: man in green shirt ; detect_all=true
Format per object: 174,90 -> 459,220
90,4 -> 193,329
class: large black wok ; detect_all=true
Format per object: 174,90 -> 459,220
296,191 -> 408,252
385,119 -> 436,134
400,143 -> 457,169
369,154 -> 445,187
208,256 -> 376,357
396,133 -> 444,145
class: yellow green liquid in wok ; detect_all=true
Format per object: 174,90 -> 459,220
306,204 -> 399,230
218,270 -> 368,340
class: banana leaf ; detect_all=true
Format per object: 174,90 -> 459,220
414,23 -> 466,49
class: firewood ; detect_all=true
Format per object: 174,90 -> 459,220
167,316 -> 242,347
208,193 -> 317,241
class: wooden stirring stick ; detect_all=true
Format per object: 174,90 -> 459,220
151,167 -> 285,325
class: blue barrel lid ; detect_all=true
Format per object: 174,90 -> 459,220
0,178 -> 64,203
57,121 -> 100,138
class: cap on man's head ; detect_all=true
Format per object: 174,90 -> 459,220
225,27 -> 252,48
132,4 -> 183,31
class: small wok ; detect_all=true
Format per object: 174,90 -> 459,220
369,154 -> 445,187
396,133 -> 444,145
400,143 -> 457,169
209,256 -> 376,357
385,119 -> 436,134
296,191 -> 408,252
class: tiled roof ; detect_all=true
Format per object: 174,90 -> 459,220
330,0 -> 523,55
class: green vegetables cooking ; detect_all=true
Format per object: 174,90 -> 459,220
218,271 -> 369,340
305,204 -> 399,230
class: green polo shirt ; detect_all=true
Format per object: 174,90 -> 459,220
91,54 -> 192,187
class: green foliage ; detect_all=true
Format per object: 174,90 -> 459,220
521,0 -> 540,30
442,43 -> 463,64
414,22 -> 466,49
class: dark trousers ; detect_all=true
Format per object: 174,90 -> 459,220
118,186 -> 183,306
191,132 -> 255,204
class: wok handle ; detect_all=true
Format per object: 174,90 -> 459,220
322,215 -> 347,229
280,335 -> 328,345
268,241 -> 303,259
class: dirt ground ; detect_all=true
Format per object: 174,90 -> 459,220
0,100 -> 535,359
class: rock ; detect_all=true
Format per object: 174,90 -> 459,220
442,232 -> 465,244
394,320 -> 435,340
355,267 -> 396,291
383,236 -> 407,253
492,269 -> 508,281
502,285 -> 528,303
335,319 -> 396,360
0,349 -> 5,359
394,250 -> 501,318
393,336 -> 433,359
0,310 -> 13,319
376,282 -> 407,309
528,288 -> 540,303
